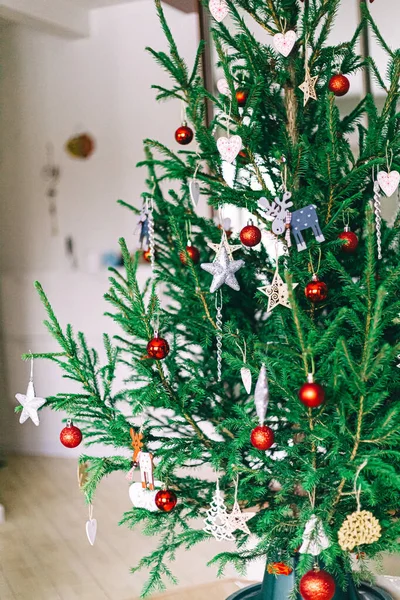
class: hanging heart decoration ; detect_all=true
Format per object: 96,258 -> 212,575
217,78 -> 231,97
377,170 -> 400,197
240,366 -> 252,394
209,0 -> 228,22
86,518 -> 97,546
273,31 -> 297,57
217,135 -> 242,163
190,180 -> 200,207
129,482 -> 160,512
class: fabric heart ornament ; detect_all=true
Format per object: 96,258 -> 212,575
217,135 -> 242,163
377,170 -> 400,197
241,366 -> 252,394
209,0 -> 228,22
86,518 -> 97,546
190,180 -> 200,207
217,78 -> 231,97
129,482 -> 160,512
273,31 -> 297,57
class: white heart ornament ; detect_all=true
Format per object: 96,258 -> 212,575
86,518 -> 97,546
273,31 -> 297,58
217,78 -> 231,97
209,0 -> 228,22
377,170 -> 400,197
217,135 -> 242,163
190,180 -> 200,207
129,482 -> 160,512
240,367 -> 252,394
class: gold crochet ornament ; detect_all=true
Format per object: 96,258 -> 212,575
338,510 -> 381,551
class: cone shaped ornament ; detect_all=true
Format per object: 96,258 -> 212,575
254,364 -> 269,425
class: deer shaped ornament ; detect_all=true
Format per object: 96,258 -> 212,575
259,192 -> 325,251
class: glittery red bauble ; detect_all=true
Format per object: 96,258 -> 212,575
236,89 -> 248,107
298,381 -> 325,408
147,336 -> 170,360
60,423 -> 82,448
328,74 -> 350,97
179,244 -> 200,265
305,277 -> 328,303
250,425 -> 274,450
240,224 -> 262,247
155,489 -> 178,512
338,230 -> 359,253
175,125 -> 194,145
299,569 -> 336,600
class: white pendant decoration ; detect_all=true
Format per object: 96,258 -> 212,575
217,78 -> 231,97
373,180 -> 382,260
189,179 -> 200,207
254,364 -> 269,425
209,0 -> 228,22
241,366 -> 252,394
129,481 -> 160,512
86,504 -> 97,546
377,170 -> 400,197
204,480 -> 235,542
217,135 -> 242,163
273,31 -> 297,58
15,356 -> 46,426
299,514 -> 330,556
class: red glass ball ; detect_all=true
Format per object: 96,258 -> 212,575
236,89 -> 248,107
298,381 -> 325,408
60,423 -> 82,448
338,230 -> 359,253
305,278 -> 328,303
250,425 -> 274,450
147,336 -> 170,360
240,224 -> 262,247
299,569 -> 336,600
328,74 -> 350,97
155,489 -> 178,512
179,244 -> 200,265
175,125 -> 194,145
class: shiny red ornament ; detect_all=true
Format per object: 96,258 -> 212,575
299,569 -> 336,600
147,334 -> 170,360
175,124 -> 194,145
298,375 -> 325,408
240,221 -> 262,247
305,275 -> 328,303
179,243 -> 200,265
250,425 -> 274,450
338,226 -> 359,253
236,89 -> 248,107
60,421 -> 82,448
155,489 -> 178,512
328,74 -> 350,97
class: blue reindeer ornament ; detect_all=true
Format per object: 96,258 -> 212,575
259,191 -> 325,251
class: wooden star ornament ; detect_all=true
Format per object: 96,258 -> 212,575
299,73 -> 318,106
259,268 -> 298,312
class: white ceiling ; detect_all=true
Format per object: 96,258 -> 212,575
65,0 -> 137,8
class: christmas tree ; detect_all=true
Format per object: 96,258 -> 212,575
20,0 -> 400,598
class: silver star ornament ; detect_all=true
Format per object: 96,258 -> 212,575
15,380 -> 46,426
259,269 -> 298,312
201,245 -> 245,293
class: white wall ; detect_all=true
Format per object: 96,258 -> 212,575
0,1 -> 199,456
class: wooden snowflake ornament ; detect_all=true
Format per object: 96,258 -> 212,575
338,510 -> 381,551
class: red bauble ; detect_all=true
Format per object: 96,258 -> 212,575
299,569 -> 336,600
305,275 -> 328,303
298,377 -> 325,408
236,89 -> 249,107
338,226 -> 359,253
175,124 -> 194,145
60,422 -> 82,448
240,222 -> 262,247
147,335 -> 170,360
328,74 -> 350,97
250,425 -> 274,450
179,243 -> 200,265
155,489 -> 178,512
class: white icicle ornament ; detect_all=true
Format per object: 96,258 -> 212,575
241,366 -> 252,394
254,364 -> 269,425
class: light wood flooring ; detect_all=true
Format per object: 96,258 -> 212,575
0,456 -> 246,600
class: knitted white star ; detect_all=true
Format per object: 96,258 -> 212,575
225,500 -> 256,535
15,380 -> 46,426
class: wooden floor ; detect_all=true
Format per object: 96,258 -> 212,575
0,456 -> 245,600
